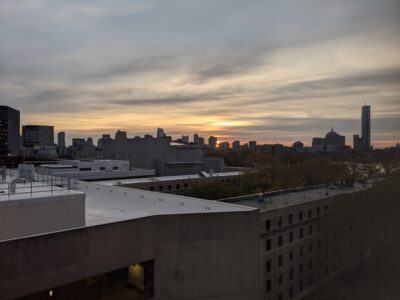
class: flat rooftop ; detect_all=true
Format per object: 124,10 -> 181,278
221,180 -> 377,212
94,171 -> 243,186
78,180 -> 254,227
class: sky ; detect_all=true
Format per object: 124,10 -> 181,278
0,0 -> 399,147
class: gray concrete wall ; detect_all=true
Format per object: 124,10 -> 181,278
0,210 -> 260,300
0,193 -> 85,241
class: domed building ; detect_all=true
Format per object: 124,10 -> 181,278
325,128 -> 346,148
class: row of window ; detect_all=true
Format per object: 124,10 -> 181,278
266,276 -> 313,297
266,226 -> 319,251
149,183 -> 189,192
265,205 -> 328,231
265,243 -> 318,272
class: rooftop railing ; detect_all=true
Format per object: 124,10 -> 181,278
0,169 -> 78,199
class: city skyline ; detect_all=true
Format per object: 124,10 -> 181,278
1,0 -> 399,147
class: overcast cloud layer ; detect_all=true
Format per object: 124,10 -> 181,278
1,0 -> 399,146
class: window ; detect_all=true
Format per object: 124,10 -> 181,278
159,186 -> 163,191
317,206 -> 321,215
79,167 -> 91,171
308,276 -> 313,286
278,293 -> 283,300
266,239 -> 272,251
278,217 -> 283,227
149,187 -> 154,191
266,220 -> 271,231
317,239 -> 321,249
299,228 -> 303,239
299,246 -> 304,257
176,184 -> 180,189
317,222 -> 321,232
99,167 -> 106,170
299,211 -> 303,221
266,280 -> 271,292
266,260 -> 271,272
309,225 -> 313,235
168,185 -> 172,191
288,214 -> 293,224
278,274 -> 283,286
289,286 -> 294,298
289,268 -> 294,280
289,231 -> 294,243
308,259 -> 313,270
112,166 -> 119,170
299,281 -> 304,292
184,183 -> 188,188
278,255 -> 283,267
289,250 -> 294,261
324,204 -> 329,212
308,209 -> 312,218
278,235 -> 283,247
299,263 -> 304,275
309,242 -> 313,253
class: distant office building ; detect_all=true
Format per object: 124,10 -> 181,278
193,133 -> 199,144
353,134 -> 362,150
22,125 -> 54,147
69,138 -> 98,159
311,129 -> 346,153
0,106 -> 20,154
101,131 -> 223,176
115,130 -> 127,141
157,128 -> 166,139
57,132 -> 66,149
219,142 -> 230,152
361,105 -> 371,149
312,138 -> 325,147
198,137 -> 205,146
181,135 -> 189,144
97,134 -> 112,147
232,141 -> 241,152
249,141 -> 257,151
208,136 -> 217,150
325,129 -> 345,148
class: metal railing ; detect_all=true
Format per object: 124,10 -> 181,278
0,169 -> 78,199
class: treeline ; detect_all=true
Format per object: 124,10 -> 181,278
188,157 -> 350,200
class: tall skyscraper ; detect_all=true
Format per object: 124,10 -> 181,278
0,106 -> 20,154
208,136 -> 217,150
361,105 -> 371,149
22,125 -> 54,147
57,132 -> 66,149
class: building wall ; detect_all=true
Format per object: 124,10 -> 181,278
0,106 -> 20,153
0,193 -> 85,241
0,210 -> 260,300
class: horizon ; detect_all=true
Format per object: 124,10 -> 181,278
1,0 -> 399,148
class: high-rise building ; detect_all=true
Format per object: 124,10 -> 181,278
361,105 -> 371,149
249,141 -> 257,151
57,132 -> 66,149
194,133 -> 199,144
0,106 -> 20,154
353,134 -> 362,150
208,136 -> 217,149
232,141 -> 241,152
22,125 -> 54,147
157,128 -> 166,138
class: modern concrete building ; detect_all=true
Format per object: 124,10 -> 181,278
22,125 -> 54,147
95,171 -> 243,194
0,169 -> 259,300
0,106 -> 20,154
0,166 -> 395,300
35,160 -> 155,181
102,132 -> 223,176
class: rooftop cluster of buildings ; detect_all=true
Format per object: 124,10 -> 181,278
0,160 -> 393,300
